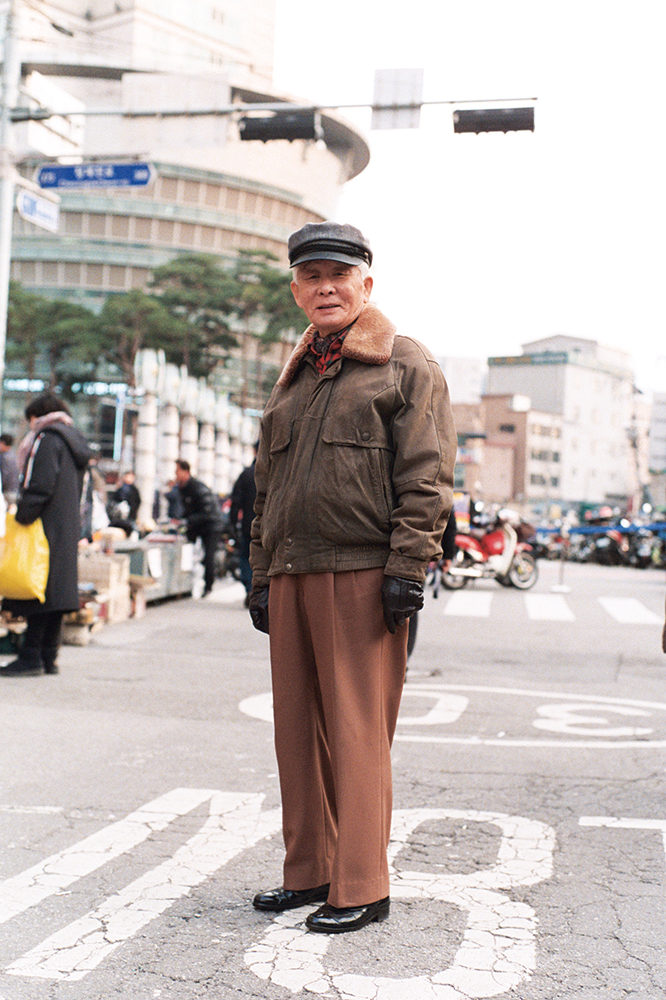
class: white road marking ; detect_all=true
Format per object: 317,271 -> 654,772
444,592 -> 494,617
429,591 -> 663,624
0,788 -> 216,926
400,689 -> 469,725
242,685 -> 666,747
524,594 -> 575,621
532,702 -> 652,737
6,792 -> 281,981
245,808 -> 556,999
598,597 -> 662,624
580,816 -> 666,856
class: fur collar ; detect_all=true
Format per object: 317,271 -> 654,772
277,303 -> 396,387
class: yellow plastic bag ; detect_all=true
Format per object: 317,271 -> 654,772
0,513 -> 50,602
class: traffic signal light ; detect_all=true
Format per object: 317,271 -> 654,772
453,107 -> 535,134
239,111 -> 323,142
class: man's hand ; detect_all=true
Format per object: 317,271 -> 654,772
249,585 -> 270,634
381,576 -> 424,634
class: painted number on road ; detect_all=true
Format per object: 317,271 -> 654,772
245,808 -> 556,998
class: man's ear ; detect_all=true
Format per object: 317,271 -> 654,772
291,279 -> 303,308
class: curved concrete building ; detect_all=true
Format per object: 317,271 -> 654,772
9,1 -> 370,307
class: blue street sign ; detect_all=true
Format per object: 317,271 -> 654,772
16,189 -> 60,233
36,162 -> 155,190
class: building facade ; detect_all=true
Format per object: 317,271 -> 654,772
3,0 -> 370,497
485,336 -> 649,510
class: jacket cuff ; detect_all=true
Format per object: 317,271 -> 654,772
384,553 -> 428,583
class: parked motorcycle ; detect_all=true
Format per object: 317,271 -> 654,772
215,531 -> 242,580
441,514 -> 538,590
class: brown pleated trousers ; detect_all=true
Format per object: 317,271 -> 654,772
268,567 -> 408,908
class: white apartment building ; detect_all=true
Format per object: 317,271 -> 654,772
486,336 -> 649,509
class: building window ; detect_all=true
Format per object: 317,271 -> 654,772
110,215 -> 129,238
63,212 -> 83,235
135,217 -> 152,240
499,423 -> 515,433
108,266 -> 126,289
41,262 -> 59,283
156,220 -> 175,243
183,181 -> 200,204
88,214 -> 106,236
226,187 -> 240,211
159,177 -> 179,200
204,184 -> 220,207
85,264 -> 103,286
179,223 -> 196,245
130,267 -> 150,288
200,225 -> 216,248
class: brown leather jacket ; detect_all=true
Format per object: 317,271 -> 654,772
250,303 -> 456,587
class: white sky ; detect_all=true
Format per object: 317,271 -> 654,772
273,0 -> 666,392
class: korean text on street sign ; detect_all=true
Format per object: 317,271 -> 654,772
36,162 -> 155,189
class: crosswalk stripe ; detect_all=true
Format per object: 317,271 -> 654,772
434,591 -> 661,625
443,592 -> 494,617
0,788 -> 217,926
524,594 -> 575,621
597,597 -> 662,625
6,792 -> 281,981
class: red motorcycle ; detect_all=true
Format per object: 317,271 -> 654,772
442,514 -> 538,590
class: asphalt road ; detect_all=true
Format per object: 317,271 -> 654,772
0,558 -> 664,999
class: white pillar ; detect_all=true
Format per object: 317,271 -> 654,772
133,349 -> 165,528
135,391 -> 158,527
158,403 -> 180,480
214,394 -> 231,495
179,374 -> 199,472
157,364 -> 182,497
228,404 -> 244,486
197,382 -> 216,487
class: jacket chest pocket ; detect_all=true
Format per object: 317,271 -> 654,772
320,382 -> 396,450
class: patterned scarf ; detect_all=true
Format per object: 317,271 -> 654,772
17,410 -> 74,473
309,324 -> 353,374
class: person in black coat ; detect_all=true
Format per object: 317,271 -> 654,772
0,391 -> 91,677
229,445 -> 257,600
175,459 -> 223,597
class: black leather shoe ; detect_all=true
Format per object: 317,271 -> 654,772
305,896 -> 390,933
252,884 -> 330,912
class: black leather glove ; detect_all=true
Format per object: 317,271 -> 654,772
249,585 -> 270,634
381,576 -> 424,634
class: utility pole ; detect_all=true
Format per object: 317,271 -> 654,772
0,0 -> 19,425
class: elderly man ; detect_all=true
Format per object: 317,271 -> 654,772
249,222 -> 456,933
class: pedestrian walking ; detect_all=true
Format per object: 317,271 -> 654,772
249,221 -> 456,933
0,391 -> 91,676
175,460 -> 223,597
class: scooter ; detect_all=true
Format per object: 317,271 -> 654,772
441,515 -> 538,590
